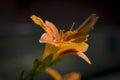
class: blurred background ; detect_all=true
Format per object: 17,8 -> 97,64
0,0 -> 120,80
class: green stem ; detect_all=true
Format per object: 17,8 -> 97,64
29,73 -> 35,80
21,54 -> 63,80
29,62 -> 49,80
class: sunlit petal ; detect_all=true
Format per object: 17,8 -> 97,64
30,15 -> 47,32
46,68 -> 81,80
40,33 -> 56,45
63,31 -> 87,42
46,68 -> 62,80
76,51 -> 91,64
60,42 -> 89,52
72,35 -> 88,43
63,72 -> 81,80
45,20 -> 60,39
52,42 -> 89,62
40,44 -> 58,61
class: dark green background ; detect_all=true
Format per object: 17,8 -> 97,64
0,0 -> 120,80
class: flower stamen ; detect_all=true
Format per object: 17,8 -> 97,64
69,22 -> 75,31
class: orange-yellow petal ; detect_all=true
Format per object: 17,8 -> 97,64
45,20 -> 60,40
31,15 -> 60,41
78,14 -> 99,34
76,51 -> 91,64
40,33 -> 56,45
52,42 -> 90,64
46,68 -> 62,80
63,72 -> 81,80
40,44 -> 58,61
30,15 -> 47,32
63,31 -> 88,43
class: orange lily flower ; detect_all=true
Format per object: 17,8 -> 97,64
31,14 -> 98,64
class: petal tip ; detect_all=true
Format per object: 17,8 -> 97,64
76,51 -> 91,64
87,60 -> 92,64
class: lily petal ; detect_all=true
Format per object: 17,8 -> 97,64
45,20 -> 60,40
40,44 -> 58,61
40,33 -> 56,45
78,14 -> 99,34
63,31 -> 88,43
31,15 -> 60,42
52,42 -> 90,64
60,42 -> 89,52
63,72 -> 81,80
72,35 -> 88,43
46,68 -> 62,80
30,15 -> 48,32
76,51 -> 91,64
